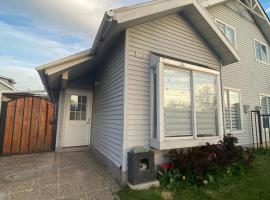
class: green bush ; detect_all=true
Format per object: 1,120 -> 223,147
157,134 -> 254,187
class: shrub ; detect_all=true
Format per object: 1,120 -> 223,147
158,134 -> 254,186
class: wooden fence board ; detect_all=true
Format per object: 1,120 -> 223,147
20,97 -> 33,153
2,101 -> 16,154
37,99 -> 47,151
29,98 -> 40,152
11,98 -> 25,154
1,96 -> 55,155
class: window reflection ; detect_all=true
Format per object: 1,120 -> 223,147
164,67 -> 192,137
194,72 -> 218,137
70,95 -> 87,121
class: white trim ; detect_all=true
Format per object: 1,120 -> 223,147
122,30 -> 129,172
62,88 -> 92,148
254,39 -> 269,65
150,57 -> 223,150
259,93 -> 270,113
0,80 -> 16,90
215,18 -> 237,49
259,93 -> 270,98
223,88 -> 243,134
161,58 -> 220,75
157,60 -> 165,143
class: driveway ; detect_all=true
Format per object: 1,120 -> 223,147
0,150 -> 120,200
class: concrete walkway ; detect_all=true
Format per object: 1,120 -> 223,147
0,150 -> 120,200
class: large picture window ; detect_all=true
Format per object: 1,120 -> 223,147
151,57 -> 222,148
223,89 -> 242,132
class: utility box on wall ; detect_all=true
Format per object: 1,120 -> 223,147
128,150 -> 155,185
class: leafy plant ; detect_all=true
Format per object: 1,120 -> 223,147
157,134 -> 254,186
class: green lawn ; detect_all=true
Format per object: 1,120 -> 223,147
118,154 -> 270,200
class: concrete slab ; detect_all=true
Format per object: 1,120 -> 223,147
0,150 -> 120,200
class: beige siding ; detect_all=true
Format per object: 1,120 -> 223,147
207,1 -> 270,145
126,14 -> 220,151
0,82 -> 12,91
91,41 -> 125,167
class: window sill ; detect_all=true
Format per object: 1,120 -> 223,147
226,130 -> 244,135
255,59 -> 269,66
150,137 -> 222,150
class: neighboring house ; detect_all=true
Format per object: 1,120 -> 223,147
37,0 -> 270,182
0,75 -> 16,112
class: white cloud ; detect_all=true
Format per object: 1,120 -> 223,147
266,6 -> 270,13
0,21 -> 87,65
0,0 -> 148,40
0,0 -> 149,90
0,66 -> 43,90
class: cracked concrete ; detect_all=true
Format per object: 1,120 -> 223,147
0,150 -> 120,200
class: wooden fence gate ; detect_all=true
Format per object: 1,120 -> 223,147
0,96 -> 55,155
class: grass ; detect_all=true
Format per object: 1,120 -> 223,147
118,153 -> 270,200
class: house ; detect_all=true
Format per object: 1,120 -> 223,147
37,0 -> 270,182
0,75 -> 16,112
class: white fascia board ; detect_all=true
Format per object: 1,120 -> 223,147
44,56 -> 92,76
112,0 -> 193,23
36,50 -> 91,73
192,0 -> 240,63
0,80 -> 16,90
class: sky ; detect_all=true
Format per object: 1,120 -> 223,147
0,0 -> 269,90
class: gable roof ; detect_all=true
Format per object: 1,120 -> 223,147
38,0 -> 243,100
0,79 -> 16,91
203,0 -> 270,44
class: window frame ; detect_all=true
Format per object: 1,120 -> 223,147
259,93 -> 270,114
215,18 -> 237,49
254,39 -> 269,65
150,57 -> 223,149
223,87 -> 243,134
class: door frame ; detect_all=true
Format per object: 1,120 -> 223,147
62,89 -> 93,147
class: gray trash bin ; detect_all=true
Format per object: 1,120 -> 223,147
128,150 -> 155,185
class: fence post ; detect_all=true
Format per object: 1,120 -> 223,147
0,101 -> 8,154
257,110 -> 263,147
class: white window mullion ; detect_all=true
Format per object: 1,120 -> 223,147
228,91 -> 232,132
191,71 -> 197,139
158,61 -> 165,143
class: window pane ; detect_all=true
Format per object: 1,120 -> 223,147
81,96 -> 87,105
260,96 -> 269,114
81,111 -> 86,120
229,91 -> 241,131
164,67 -> 192,137
224,90 -> 230,130
255,42 -> 262,61
261,45 -> 268,63
194,72 -> 218,137
226,26 -> 235,47
70,111 -> 75,120
70,95 -> 87,121
75,111 -> 81,120
217,21 -> 226,34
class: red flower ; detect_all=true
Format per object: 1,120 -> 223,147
160,163 -> 175,170
160,164 -> 170,169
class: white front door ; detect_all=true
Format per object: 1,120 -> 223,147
63,90 -> 92,147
